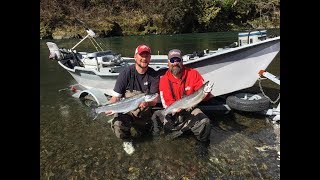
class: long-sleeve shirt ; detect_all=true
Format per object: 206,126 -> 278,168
159,67 -> 204,108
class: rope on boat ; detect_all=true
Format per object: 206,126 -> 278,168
87,33 -> 109,51
88,37 -> 100,51
258,78 -> 280,104
88,34 -> 110,52
91,37 -> 104,51
95,38 -> 109,51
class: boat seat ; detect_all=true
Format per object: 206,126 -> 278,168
98,55 -> 117,62
87,50 -> 113,58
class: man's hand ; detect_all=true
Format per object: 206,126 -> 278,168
171,108 -> 182,115
109,96 -> 120,103
139,101 -> 149,109
104,111 -> 114,116
103,96 -> 121,116
204,82 -> 214,93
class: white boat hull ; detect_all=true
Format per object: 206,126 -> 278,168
58,62 -> 119,95
185,37 -> 280,96
58,37 -> 280,97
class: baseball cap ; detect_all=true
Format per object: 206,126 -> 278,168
135,44 -> 151,55
168,49 -> 182,59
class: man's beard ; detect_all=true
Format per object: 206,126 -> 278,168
136,61 -> 148,69
170,65 -> 182,76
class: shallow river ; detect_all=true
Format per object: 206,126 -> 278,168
40,30 -> 280,179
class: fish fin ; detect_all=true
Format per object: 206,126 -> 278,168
107,118 -> 114,124
92,114 -> 99,120
122,110 -> 130,114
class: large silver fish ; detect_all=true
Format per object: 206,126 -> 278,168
161,81 -> 213,116
95,93 -> 158,114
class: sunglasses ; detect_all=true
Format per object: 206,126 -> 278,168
169,58 -> 182,63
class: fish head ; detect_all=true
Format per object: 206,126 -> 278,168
145,93 -> 158,102
203,81 -> 214,93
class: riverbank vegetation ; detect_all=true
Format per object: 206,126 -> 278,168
40,0 -> 280,39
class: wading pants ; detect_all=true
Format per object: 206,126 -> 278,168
111,91 -> 152,140
151,107 -> 212,141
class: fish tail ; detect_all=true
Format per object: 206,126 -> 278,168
90,108 -> 99,120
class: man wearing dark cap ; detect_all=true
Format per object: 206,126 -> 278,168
104,44 -> 159,155
153,49 -> 212,143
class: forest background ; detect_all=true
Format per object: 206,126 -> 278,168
40,0 -> 280,39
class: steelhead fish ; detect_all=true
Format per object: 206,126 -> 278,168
95,93 -> 158,115
161,81 -> 213,116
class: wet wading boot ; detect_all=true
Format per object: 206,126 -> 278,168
123,141 -> 135,155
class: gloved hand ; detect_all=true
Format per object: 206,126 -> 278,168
164,122 -> 175,132
204,81 -> 214,93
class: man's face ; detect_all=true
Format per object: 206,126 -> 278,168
168,57 -> 183,76
134,52 -> 151,68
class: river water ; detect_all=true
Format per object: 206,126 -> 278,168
40,30 -> 280,179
